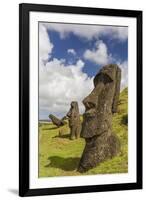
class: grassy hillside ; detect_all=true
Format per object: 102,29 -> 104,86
39,88 -> 128,177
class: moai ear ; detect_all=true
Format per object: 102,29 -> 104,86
112,67 -> 121,113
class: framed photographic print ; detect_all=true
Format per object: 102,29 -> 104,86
19,3 -> 143,197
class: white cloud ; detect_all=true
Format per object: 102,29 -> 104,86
39,58 -> 94,119
84,40 -> 113,65
112,27 -> 128,41
118,60 -> 128,90
39,23 -> 94,119
67,48 -> 76,55
39,24 -> 53,62
83,40 -> 128,90
43,23 -> 128,41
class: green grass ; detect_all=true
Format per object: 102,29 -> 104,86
39,88 -> 128,177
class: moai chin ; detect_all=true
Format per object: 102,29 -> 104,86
78,64 -> 121,173
67,101 -> 81,140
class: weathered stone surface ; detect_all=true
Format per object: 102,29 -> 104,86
49,114 -> 66,127
67,101 -> 81,140
78,64 -> 121,172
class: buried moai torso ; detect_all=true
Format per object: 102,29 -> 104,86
67,101 -> 81,140
78,64 -> 121,173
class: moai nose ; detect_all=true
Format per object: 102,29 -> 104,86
83,93 -> 97,110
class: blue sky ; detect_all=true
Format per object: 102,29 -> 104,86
39,23 -> 128,120
48,29 -> 128,77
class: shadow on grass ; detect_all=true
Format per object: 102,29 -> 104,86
45,156 -> 80,171
121,114 -> 128,125
43,126 -> 58,130
53,134 -> 70,139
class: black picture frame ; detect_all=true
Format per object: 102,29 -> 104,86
19,3 -> 143,197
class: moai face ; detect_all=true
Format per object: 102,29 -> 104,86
81,64 -> 121,138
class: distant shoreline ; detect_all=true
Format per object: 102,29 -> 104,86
39,120 -> 51,123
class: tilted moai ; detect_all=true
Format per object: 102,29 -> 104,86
49,114 -> 66,127
78,64 -> 121,173
67,101 -> 81,140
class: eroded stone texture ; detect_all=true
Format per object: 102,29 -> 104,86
78,64 -> 121,173
49,114 -> 66,127
67,101 -> 81,140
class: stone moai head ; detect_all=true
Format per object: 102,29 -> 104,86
78,64 -> 121,172
71,101 -> 80,115
49,114 -> 66,127
67,101 -> 80,122
81,64 -> 121,138
67,101 -> 81,139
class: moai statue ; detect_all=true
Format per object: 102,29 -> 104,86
78,64 -> 121,173
49,114 -> 66,127
67,101 -> 81,140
